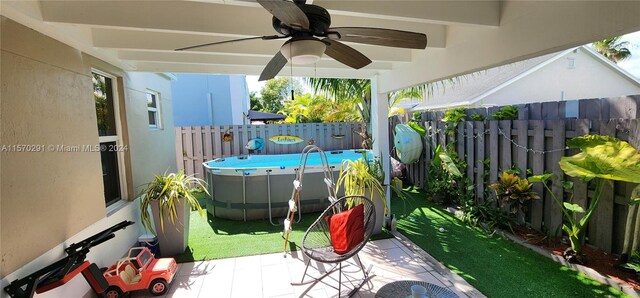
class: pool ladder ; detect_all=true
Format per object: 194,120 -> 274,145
282,145 -> 338,257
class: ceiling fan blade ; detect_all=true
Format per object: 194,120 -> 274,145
259,51 -> 288,81
322,38 -> 372,69
175,35 -> 284,51
257,0 -> 309,29
330,27 -> 427,49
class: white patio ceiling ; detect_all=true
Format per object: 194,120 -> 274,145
2,0 -> 640,93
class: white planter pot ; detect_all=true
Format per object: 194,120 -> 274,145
371,190 -> 386,235
151,200 -> 190,257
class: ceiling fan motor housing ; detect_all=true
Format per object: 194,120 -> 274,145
272,4 -> 331,36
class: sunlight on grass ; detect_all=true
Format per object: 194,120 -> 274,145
392,188 -> 630,298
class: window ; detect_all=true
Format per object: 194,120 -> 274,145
146,91 -> 161,129
93,70 -> 126,207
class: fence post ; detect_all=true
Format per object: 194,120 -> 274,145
530,120 -> 544,230
476,121 -> 485,203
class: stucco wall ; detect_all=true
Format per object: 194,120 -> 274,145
124,72 -> 177,193
1,17 -> 176,296
1,16 -> 106,278
171,74 -> 249,126
477,48 -> 640,107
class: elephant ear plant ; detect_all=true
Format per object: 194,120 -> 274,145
139,171 -> 208,234
530,135 -> 640,263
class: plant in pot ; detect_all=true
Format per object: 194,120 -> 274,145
490,171 -> 540,224
336,153 -> 389,234
139,171 -> 207,257
530,135 -> 640,264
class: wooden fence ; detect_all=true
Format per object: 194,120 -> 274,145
176,122 -> 366,179
397,118 -> 640,254
420,95 -> 640,121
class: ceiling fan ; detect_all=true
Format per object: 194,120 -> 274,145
175,0 -> 428,81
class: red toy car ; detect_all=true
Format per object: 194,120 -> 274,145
102,247 -> 177,297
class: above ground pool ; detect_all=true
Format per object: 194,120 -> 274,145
203,149 -> 372,222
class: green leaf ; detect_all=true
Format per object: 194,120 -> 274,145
562,181 -> 574,190
529,173 -> 556,183
560,135 -> 640,183
563,202 -> 585,213
630,185 -> 640,205
407,121 -> 426,137
439,151 -> 462,177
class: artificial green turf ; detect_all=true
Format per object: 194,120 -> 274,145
392,188 -> 630,298
174,193 -> 392,263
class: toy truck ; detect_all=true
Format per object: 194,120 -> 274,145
102,247 -> 177,297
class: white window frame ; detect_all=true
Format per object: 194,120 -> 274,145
92,68 -> 128,207
146,90 -> 162,129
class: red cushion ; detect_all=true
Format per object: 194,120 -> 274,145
325,204 -> 365,254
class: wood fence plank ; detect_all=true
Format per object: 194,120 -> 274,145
193,126 -> 204,179
515,120 -> 528,178
457,123 -> 465,159
466,122 -> 475,189
222,126 -> 231,157
530,120 -> 545,230
476,121 -> 485,203
595,120 -> 616,252
231,126 -> 240,156
500,120 -> 512,173
489,121 -> 499,204
572,119 -> 589,223
204,126 -> 213,161
213,126 -> 221,158
240,125 -> 249,155
184,126 -> 195,177
547,120 -> 565,236
424,121 -> 432,189
175,127 -> 185,172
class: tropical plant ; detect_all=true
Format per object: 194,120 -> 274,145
442,107 -> 467,134
458,197 -> 515,234
249,91 -> 263,111
469,113 -> 486,122
336,156 -> 387,214
139,171 -> 207,234
426,145 -> 470,204
491,106 -> 519,120
530,135 -> 640,261
592,36 -> 632,63
623,250 -> 640,273
407,121 -> 426,137
490,172 -> 540,216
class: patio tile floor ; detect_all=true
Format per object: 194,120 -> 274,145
132,238 -> 482,298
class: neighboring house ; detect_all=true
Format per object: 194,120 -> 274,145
171,74 -> 250,126
403,46 -> 640,111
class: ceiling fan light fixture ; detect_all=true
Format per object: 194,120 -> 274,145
280,39 -> 326,65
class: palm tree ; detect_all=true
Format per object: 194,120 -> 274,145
593,36 -> 632,63
306,78 -> 426,123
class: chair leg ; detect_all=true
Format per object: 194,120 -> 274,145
300,258 -> 311,284
338,262 -> 342,297
354,254 -> 367,278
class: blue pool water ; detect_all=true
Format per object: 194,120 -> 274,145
204,149 -> 372,170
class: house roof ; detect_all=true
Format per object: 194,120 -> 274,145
409,46 -> 640,110
246,110 -> 286,121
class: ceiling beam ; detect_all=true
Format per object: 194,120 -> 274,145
315,0 -> 500,27
117,50 -> 394,70
40,1 -> 446,48
132,62 -> 378,78
92,28 -> 413,62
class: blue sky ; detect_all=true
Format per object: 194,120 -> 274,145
247,31 -> 640,94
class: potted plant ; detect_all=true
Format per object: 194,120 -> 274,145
139,171 -> 207,257
531,135 -> 640,263
336,153 -> 388,234
490,172 -> 540,224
